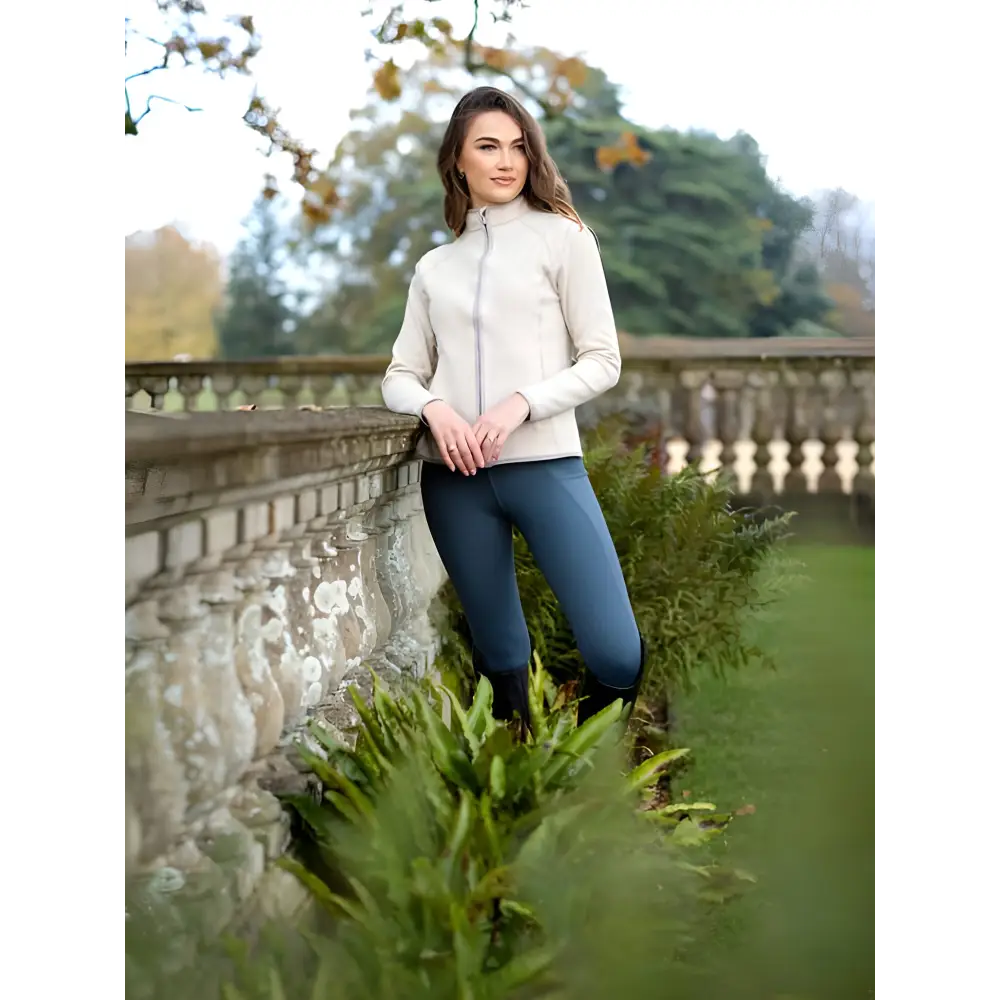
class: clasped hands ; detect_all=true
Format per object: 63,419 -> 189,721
422,394 -> 529,474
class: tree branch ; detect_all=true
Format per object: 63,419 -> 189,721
459,0 -> 555,117
131,94 -> 203,132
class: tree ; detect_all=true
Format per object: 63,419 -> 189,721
125,225 -> 222,359
297,51 -> 832,348
216,195 -> 296,359
799,188 -> 875,336
294,51 -> 464,354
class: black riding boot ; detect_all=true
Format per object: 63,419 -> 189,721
577,636 -> 647,726
472,649 -> 532,734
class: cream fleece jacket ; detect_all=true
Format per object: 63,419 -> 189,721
381,196 -> 621,464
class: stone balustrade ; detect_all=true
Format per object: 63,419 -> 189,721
126,337 -> 875,499
125,407 -> 445,939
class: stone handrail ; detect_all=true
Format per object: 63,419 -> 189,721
125,408 -> 445,932
126,338 -> 874,498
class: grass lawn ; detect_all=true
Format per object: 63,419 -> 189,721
674,544 -> 874,1000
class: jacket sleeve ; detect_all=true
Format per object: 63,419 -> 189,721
381,265 -> 442,419
516,224 -> 621,422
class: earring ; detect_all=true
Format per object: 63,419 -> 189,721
458,171 -> 465,179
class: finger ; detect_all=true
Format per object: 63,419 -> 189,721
464,427 -> 486,469
435,433 -> 456,472
483,428 -> 501,464
455,436 -> 475,475
444,435 -> 468,474
491,431 -> 508,464
473,423 -> 490,447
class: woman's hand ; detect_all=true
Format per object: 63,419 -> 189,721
472,393 -> 530,465
421,400 -> 485,475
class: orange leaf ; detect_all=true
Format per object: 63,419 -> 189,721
372,60 -> 402,101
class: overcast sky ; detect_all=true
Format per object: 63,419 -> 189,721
124,0 -> 875,255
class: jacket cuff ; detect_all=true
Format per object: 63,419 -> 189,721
515,387 -> 544,422
418,397 -> 443,425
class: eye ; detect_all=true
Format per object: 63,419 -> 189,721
477,143 -> 497,152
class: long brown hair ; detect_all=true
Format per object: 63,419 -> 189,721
437,86 -> 581,237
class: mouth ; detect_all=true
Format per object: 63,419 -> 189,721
491,177 -> 516,186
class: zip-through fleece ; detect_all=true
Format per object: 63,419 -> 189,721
381,196 -> 621,465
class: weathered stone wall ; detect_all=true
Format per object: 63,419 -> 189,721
125,408 -> 444,936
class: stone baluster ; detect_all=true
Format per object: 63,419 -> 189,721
782,367 -> 814,494
177,373 -> 206,412
680,368 -> 708,471
817,366 -> 848,493
138,376 -> 171,411
254,495 -> 315,733
747,369 -> 778,497
274,375 -> 304,410
236,375 -> 270,410
851,366 -> 875,496
356,373 -> 385,406
308,478 -> 380,693
223,505 -> 287,761
207,374 -> 236,411
714,369 -> 744,483
307,375 -> 335,409
652,369 -> 678,472
126,376 -> 140,410
330,375 -> 352,407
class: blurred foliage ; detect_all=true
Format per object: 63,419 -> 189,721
125,224 -> 222,360
216,194 -> 297,359
295,52 -> 830,351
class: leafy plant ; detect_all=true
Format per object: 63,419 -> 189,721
272,659 -> 750,997
434,420 -> 799,717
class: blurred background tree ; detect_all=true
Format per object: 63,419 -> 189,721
125,226 -> 222,359
216,194 -> 297,359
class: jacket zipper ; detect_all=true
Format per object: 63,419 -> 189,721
473,208 -> 491,417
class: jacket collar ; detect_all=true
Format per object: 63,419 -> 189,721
464,195 -> 530,232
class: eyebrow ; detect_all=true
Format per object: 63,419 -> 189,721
473,135 -> 524,144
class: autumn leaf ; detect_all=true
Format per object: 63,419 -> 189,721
196,39 -> 226,61
554,56 -> 588,88
596,131 -> 652,172
481,47 -> 513,71
373,60 -> 402,101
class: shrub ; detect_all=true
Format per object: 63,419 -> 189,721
434,420 -> 798,717
268,661 -> 752,998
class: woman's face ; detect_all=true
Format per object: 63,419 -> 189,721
456,110 -> 528,210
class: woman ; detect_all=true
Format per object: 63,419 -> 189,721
382,86 -> 644,729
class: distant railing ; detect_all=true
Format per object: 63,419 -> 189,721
126,337 -> 874,499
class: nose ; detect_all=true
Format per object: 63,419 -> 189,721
496,149 -> 513,171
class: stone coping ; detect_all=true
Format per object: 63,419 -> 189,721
125,337 -> 875,379
125,408 -> 421,463
126,409 -> 423,532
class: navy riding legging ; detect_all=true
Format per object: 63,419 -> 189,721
420,457 -> 642,689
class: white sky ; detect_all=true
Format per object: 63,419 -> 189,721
124,0 -> 876,256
